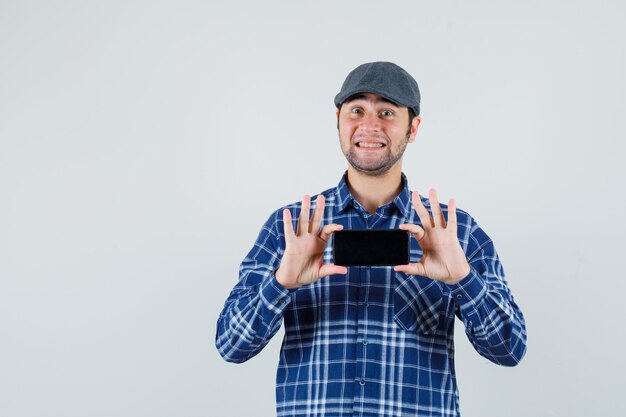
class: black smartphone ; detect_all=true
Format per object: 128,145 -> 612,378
333,229 -> 410,266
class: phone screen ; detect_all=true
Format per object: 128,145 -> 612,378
333,229 -> 410,266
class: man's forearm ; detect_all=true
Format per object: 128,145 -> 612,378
216,273 -> 291,363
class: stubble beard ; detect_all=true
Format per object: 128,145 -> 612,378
341,136 -> 409,177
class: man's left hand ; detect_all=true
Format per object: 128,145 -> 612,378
394,189 -> 471,285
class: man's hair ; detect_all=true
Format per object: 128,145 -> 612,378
408,108 -> 416,127
406,109 -> 416,137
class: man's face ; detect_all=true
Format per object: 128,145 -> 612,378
337,93 -> 420,176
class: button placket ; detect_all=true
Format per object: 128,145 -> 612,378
354,267 -> 370,397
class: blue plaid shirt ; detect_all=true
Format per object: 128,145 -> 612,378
216,173 -> 527,417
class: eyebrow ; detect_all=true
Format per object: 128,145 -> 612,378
344,94 -> 399,107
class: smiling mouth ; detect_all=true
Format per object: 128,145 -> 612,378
356,142 -> 385,148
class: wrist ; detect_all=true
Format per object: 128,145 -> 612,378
445,262 -> 471,285
275,268 -> 300,290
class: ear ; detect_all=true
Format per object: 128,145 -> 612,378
407,116 -> 421,143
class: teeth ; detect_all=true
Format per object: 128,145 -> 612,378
358,142 -> 383,148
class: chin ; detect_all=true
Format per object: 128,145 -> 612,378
350,163 -> 392,177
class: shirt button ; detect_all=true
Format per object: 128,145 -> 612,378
362,340 -> 368,345
359,378 -> 366,386
280,299 -> 288,304
456,294 -> 463,300
363,302 -> 369,308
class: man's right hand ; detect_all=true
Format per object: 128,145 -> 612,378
275,195 -> 347,290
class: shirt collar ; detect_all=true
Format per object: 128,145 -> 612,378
335,171 -> 413,218
335,172 -> 353,212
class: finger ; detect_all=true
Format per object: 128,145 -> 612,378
412,191 -> 433,229
282,208 -> 295,239
319,263 -> 348,277
399,223 -> 425,242
297,195 -> 311,236
394,262 -> 426,276
320,223 -> 343,242
447,198 -> 458,233
429,188 -> 446,228
309,195 -> 325,234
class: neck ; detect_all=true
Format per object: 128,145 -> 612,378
346,163 -> 404,216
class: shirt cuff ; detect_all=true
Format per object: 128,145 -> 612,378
259,273 -> 293,317
448,268 -> 487,309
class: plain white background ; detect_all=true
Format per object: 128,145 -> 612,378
1,1 -> 625,416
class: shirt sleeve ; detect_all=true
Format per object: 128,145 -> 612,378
215,210 -> 293,363
448,218 -> 527,366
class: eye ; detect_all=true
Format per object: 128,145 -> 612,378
381,110 -> 394,117
351,107 -> 362,114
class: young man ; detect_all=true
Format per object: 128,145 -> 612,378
216,62 -> 527,417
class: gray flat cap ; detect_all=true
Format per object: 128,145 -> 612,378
334,61 -> 421,116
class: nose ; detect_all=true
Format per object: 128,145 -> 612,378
359,112 -> 381,132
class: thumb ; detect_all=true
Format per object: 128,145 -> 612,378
399,223 -> 425,241
394,262 -> 426,277
319,263 -> 348,278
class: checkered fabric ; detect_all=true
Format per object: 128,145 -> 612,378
216,173 -> 527,417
